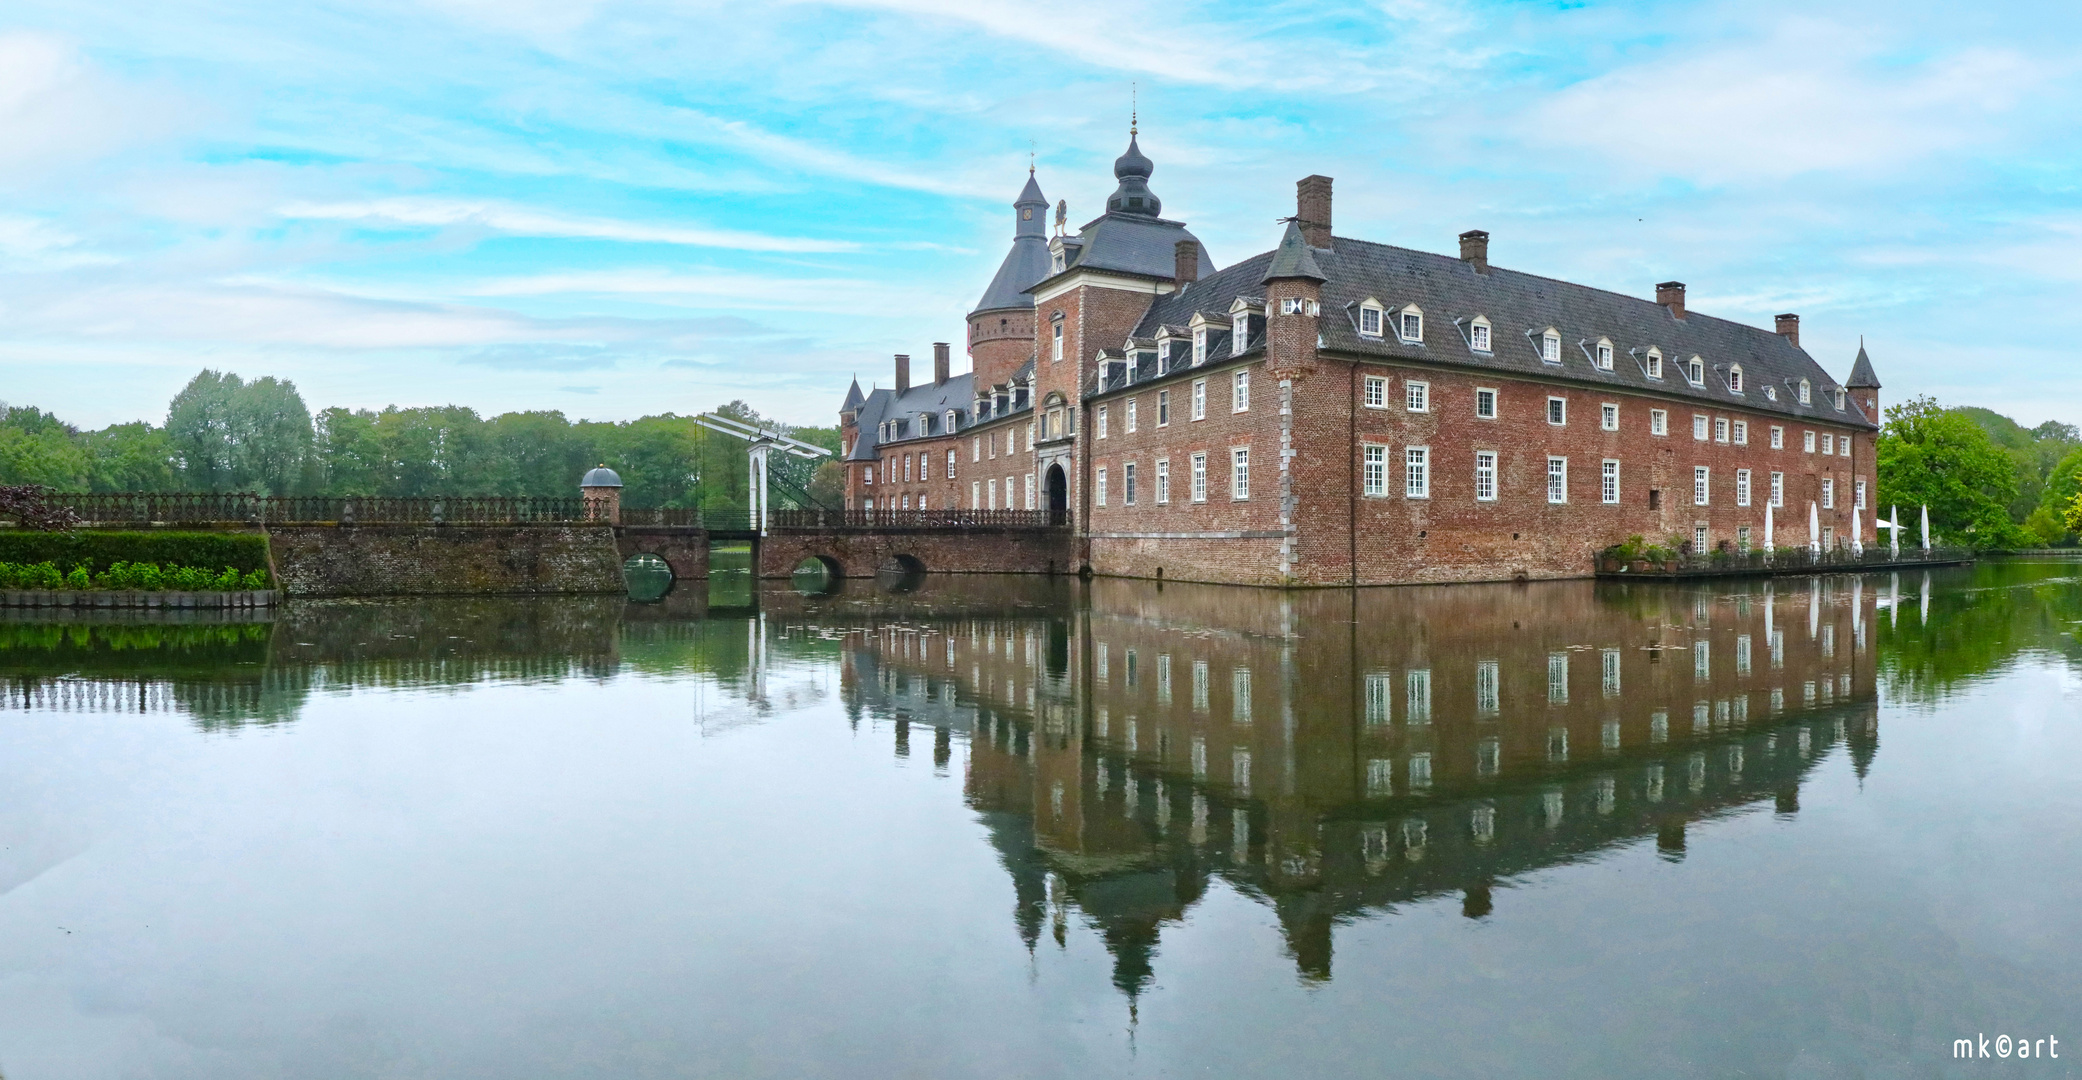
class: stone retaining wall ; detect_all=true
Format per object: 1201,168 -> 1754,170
267,524 -> 623,597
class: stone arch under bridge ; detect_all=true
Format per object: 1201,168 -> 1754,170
614,527 -> 711,583
757,524 -> 1073,579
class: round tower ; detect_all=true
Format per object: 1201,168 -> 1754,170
968,169 -> 1052,393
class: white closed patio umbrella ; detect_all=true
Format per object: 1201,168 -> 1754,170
1921,504 -> 1931,552
1809,501 -> 1821,556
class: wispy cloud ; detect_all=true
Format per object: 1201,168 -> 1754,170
276,197 -> 863,252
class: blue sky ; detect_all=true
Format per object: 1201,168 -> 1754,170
1,0 -> 2077,429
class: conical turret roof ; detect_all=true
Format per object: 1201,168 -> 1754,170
1847,340 -> 1880,388
1260,220 -> 1326,283
842,377 -> 865,412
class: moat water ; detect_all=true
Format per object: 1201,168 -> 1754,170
1,561 -> 2078,1078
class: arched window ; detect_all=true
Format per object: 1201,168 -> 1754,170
1468,316 -> 1492,353
1398,305 -> 1424,344
1645,349 -> 1663,379
1687,356 -> 1704,385
1594,339 -> 1614,370
1799,379 -> 1812,405
1541,330 -> 1561,364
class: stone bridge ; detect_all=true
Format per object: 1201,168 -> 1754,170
613,511 -> 1074,584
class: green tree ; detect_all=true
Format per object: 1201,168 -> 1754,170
165,370 -> 313,493
79,423 -> 175,491
1876,396 -> 2028,549
313,408 -> 385,494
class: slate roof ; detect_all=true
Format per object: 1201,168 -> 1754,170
844,373 -> 976,462
1028,212 -> 1214,293
974,234 -> 1053,314
1261,220 -> 1325,282
1128,237 -> 1876,428
841,378 -> 865,413
1847,342 -> 1880,388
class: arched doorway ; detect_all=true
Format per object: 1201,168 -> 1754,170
1044,463 -> 1068,524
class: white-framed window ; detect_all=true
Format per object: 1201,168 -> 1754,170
1856,478 -> 1867,509
972,436 -> 980,462
1821,433 -> 1834,455
1645,349 -> 1663,379
1232,314 -> 1249,352
1694,466 -> 1710,506
1191,378 -> 1207,421
1770,471 -> 1784,508
1542,331 -> 1561,363
1693,526 -> 1708,556
1123,462 -> 1137,505
1232,370 -> 1250,412
1736,468 -> 1751,506
1096,467 -> 1108,507
1025,473 -> 1034,509
904,454 -> 913,482
1051,319 -> 1064,362
1770,425 -> 1784,449
1547,457 -> 1568,504
1840,436 -> 1852,458
1400,307 -> 1423,344
1405,446 -> 1430,498
1157,389 -> 1170,427
1799,379 -> 1812,405
1359,302 -> 1383,337
901,493 -> 911,510
864,464 -> 876,486
1693,414 -> 1709,441
1651,409 -> 1668,436
1126,398 -> 1138,433
1281,296 -> 1306,315
1733,420 -> 1748,446
1601,459 -> 1620,504
1714,417 -> 1730,443
1475,451 -> 1497,502
1803,430 -> 1816,453
1833,388 -> 1846,411
970,480 -> 980,508
1096,405 -> 1108,439
1470,318 -> 1492,353
1686,356 -> 1704,385
1728,365 -> 1744,393
1364,375 -> 1388,408
1231,447 -> 1250,500
1595,339 -> 1614,370
1363,445 -> 1387,497
947,449 -> 957,478
1193,328 -> 1208,366
1191,452 -> 1207,502
1475,388 -> 1497,419
1601,403 -> 1618,431
1155,459 -> 1170,504
1822,478 -> 1834,509
1547,397 -> 1567,425
1406,380 -> 1430,412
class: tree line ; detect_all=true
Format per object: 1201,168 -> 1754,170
0,370 -> 844,511
1876,397 -> 2082,548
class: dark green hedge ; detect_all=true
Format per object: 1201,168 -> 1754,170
0,530 -> 270,573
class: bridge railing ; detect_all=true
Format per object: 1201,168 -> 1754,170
40,492 -> 593,525
767,508 -> 1064,530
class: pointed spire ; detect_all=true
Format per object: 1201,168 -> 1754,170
841,376 -> 865,413
1261,219 -> 1326,283
1105,108 -> 1161,217
1847,337 -> 1880,388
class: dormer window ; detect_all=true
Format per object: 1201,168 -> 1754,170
1645,349 -> 1663,379
945,409 -> 958,432
1595,339 -> 1614,371
1832,388 -> 1846,411
1232,314 -> 1249,351
1686,357 -> 1704,385
1470,317 -> 1492,353
1051,250 -> 1065,274
1193,328 -> 1207,365
1764,385 -> 1777,402
1541,330 -> 1561,364
1359,301 -> 1383,338
919,414 -> 934,436
1399,306 -> 1424,344
1798,378 -> 1812,405
1728,365 -> 1744,394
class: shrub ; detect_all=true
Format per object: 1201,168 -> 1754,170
0,558 -> 269,592
0,531 -> 269,574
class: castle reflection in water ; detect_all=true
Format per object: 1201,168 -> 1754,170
836,575 -> 1881,996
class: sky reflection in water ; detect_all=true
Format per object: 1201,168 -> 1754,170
0,562 -> 2077,1078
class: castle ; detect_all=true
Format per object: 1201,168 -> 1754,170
839,130 -> 1882,587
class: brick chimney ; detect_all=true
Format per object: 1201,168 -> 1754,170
1775,313 -> 1800,348
1656,281 -> 1686,320
1175,239 -> 1200,285
1296,175 -> 1333,248
1458,229 -> 1489,273
894,353 -> 910,394
932,342 -> 950,385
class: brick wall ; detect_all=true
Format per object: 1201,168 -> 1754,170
758,524 -> 1074,578
969,308 -> 1034,392
268,524 -> 624,596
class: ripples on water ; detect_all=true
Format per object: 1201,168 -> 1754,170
1,561 -> 2077,1078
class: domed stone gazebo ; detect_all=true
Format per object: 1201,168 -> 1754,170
580,464 -> 623,524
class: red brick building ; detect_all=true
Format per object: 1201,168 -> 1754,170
843,132 -> 1882,586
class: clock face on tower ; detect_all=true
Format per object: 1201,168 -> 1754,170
1021,208 -> 1032,220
